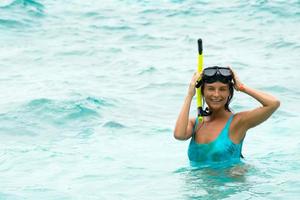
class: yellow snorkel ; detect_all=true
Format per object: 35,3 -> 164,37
196,39 -> 203,123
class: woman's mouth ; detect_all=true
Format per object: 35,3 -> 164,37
210,99 -> 223,103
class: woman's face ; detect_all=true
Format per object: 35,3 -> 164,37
203,82 -> 230,111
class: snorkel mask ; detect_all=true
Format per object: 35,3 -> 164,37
196,66 -> 233,88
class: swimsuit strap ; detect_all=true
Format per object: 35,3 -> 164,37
219,114 -> 234,138
226,114 -> 234,129
192,117 -> 199,138
192,114 -> 234,138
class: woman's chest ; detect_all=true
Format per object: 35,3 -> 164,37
195,123 -> 225,144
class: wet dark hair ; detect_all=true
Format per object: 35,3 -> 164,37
201,81 -> 234,112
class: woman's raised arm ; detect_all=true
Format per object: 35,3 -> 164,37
231,68 -> 280,132
174,72 -> 201,140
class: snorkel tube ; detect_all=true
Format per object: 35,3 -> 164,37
196,39 -> 204,122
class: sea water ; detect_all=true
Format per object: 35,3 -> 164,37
0,0 -> 299,199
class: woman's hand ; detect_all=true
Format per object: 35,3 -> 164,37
174,71 -> 201,141
229,67 -> 245,92
188,72 -> 202,97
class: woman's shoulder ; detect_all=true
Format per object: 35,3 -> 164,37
232,111 -> 248,123
230,111 -> 249,134
189,117 -> 202,130
231,112 -> 243,124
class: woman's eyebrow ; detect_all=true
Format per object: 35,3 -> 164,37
220,86 -> 228,89
207,86 -> 215,88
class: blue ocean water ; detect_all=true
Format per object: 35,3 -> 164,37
0,0 -> 300,199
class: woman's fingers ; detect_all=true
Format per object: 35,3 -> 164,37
191,72 -> 199,83
228,66 -> 244,91
188,72 -> 201,96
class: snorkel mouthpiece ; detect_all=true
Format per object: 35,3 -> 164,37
198,107 -> 211,116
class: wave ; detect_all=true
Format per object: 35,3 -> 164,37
0,0 -> 44,9
24,97 -> 111,122
0,96 -> 115,136
0,0 -> 45,29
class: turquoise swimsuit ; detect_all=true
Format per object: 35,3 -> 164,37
188,115 -> 244,165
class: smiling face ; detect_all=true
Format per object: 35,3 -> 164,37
203,82 -> 230,112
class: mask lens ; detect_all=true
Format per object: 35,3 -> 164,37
219,68 -> 231,76
204,69 -> 217,76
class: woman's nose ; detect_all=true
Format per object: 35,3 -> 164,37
213,90 -> 220,97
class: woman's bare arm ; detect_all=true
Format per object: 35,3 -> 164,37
231,68 -> 280,138
174,72 -> 201,140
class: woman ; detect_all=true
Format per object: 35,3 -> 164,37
174,66 -> 280,165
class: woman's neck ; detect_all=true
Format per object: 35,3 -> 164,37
208,109 -> 231,121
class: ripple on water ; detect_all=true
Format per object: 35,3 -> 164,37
0,18 -> 24,28
0,192 -> 23,200
103,121 -> 125,129
137,66 -> 157,75
91,24 -> 135,32
266,38 -> 298,49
